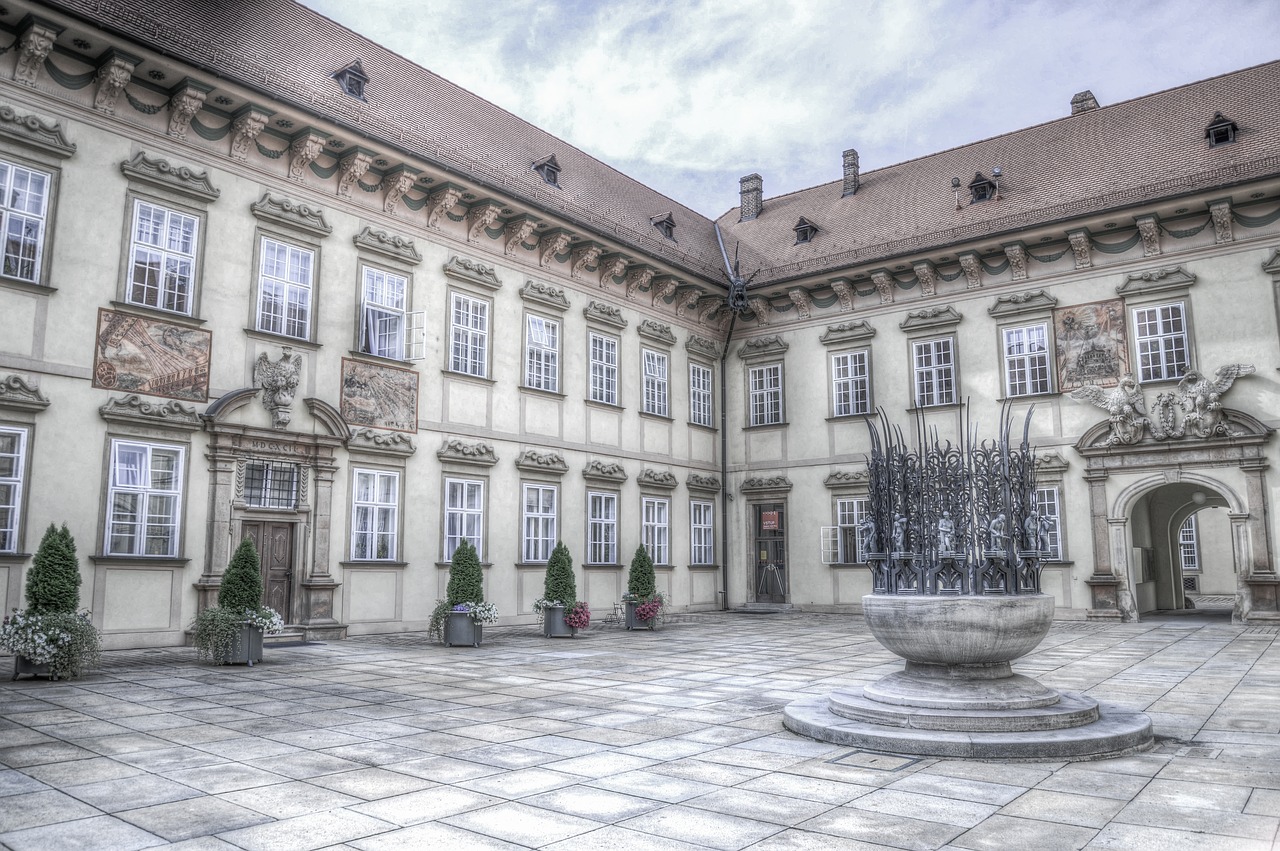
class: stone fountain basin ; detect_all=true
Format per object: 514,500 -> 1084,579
862,594 -> 1055,666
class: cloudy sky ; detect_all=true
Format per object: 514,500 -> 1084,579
299,0 -> 1279,219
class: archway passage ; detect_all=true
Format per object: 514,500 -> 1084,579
1126,483 -> 1234,617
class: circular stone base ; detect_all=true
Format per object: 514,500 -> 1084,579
862,668 -> 1062,711
829,687 -> 1099,732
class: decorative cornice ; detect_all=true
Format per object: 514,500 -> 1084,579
737,335 -> 789,361
99,394 -> 201,431
1034,450 -> 1070,475
437,438 -> 498,467
899,305 -> 962,332
353,227 -> 421,265
912,261 -> 938,297
121,151 -> 219,203
1134,215 -> 1162,257
1262,248 -> 1280,276
13,17 -> 60,88
1209,199 -> 1234,244
1003,242 -> 1028,281
820,320 -> 876,346
349,428 -> 415,455
572,243 -> 604,279
520,279 -> 569,312
650,275 -> 680,306
0,104 -> 76,159
988,289 -> 1058,318
93,51 -> 137,115
1116,265 -> 1196,298
638,319 -> 676,346
747,296 -> 772,326
288,129 -> 328,182
584,300 -> 627,329
624,265 -> 656,299
786,288 -> 813,319
443,255 -> 502,290
870,269 -> 894,304
741,475 -> 793,493
597,253 -> 629,287
685,334 -> 721,359
229,105 -> 272,162
0,374 -> 50,412
637,468 -> 679,490
829,279 -> 855,311
336,149 -> 374,199
958,251 -> 982,289
381,165 -> 419,217
250,193 -> 331,237
1067,228 -> 1093,269
515,449 -> 569,475
166,79 -> 209,140
504,216 -> 538,256
426,186 -> 463,229
583,459 -> 628,484
823,469 -> 869,489
540,230 -> 573,268
686,473 -> 721,494
466,201 -> 502,243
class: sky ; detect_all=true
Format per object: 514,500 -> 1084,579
298,0 -> 1280,219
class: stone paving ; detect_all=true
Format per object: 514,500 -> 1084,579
1,609 -> 1278,850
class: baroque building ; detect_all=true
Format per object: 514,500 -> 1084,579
0,0 -> 1277,650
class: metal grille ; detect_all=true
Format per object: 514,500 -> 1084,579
244,461 -> 299,509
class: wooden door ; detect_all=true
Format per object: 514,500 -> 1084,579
753,503 -> 787,603
240,520 -> 293,619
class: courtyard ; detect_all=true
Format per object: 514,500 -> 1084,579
1,609 -> 1277,850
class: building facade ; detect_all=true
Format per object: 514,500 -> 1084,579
0,1 -> 1277,651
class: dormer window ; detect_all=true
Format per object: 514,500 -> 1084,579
532,154 -> 560,187
1205,112 -> 1238,147
794,217 -> 818,244
651,212 -> 676,241
968,172 -> 997,203
332,61 -> 368,101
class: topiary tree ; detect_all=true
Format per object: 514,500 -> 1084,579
446,540 -> 484,606
543,541 -> 576,605
219,538 -> 263,612
627,545 -> 656,599
26,523 -> 81,614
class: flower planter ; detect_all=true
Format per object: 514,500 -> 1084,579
543,605 -> 576,638
444,611 -> 482,647
220,623 -> 264,666
625,601 -> 654,631
12,654 -> 54,681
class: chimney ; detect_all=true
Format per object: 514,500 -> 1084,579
1070,90 -> 1099,115
739,173 -> 763,221
842,148 -> 860,196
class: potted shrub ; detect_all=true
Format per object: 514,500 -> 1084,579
191,538 -> 284,665
623,545 -> 664,630
429,540 -> 497,647
533,541 -> 589,638
1,524 -> 100,680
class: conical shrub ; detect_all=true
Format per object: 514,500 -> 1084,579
218,538 -> 263,612
446,540 -> 484,606
627,545 -> 656,599
26,524 -> 81,614
543,541 -> 576,605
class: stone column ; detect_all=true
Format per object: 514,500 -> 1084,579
299,455 -> 344,638
197,445 -> 237,612
1083,468 -> 1125,619
1239,459 -> 1278,618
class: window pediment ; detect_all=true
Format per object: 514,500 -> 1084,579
444,255 -> 502,291
349,428 -> 415,456
520,280 -> 569,312
823,469 -> 869,489
0,374 -> 49,413
0,103 -> 75,159
584,300 -> 627,329
353,227 -> 421,266
638,319 -> 676,346
686,334 -> 721,359
250,193 -> 331,237
437,438 -> 497,467
737,335 -> 788,362
121,151 -> 219,203
1116,265 -> 1196,299
686,473 -> 721,494
988,289 -> 1058,318
583,459 -> 627,484
99,394 -> 201,431
820,320 -> 875,346
515,449 -> 568,476
638,468 -> 678,490
899,305 -> 962,332
741,475 -> 792,494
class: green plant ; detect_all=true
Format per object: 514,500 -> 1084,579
191,607 -> 248,662
219,538 -> 263,611
26,523 -> 81,614
543,541 -> 576,606
1,609 -> 100,679
564,600 -> 591,630
627,545 -> 656,599
428,598 -> 451,641
446,540 -> 484,606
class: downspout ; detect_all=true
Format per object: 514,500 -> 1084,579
719,311 -> 737,611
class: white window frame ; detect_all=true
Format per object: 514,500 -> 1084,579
360,265 -> 408,360
242,460 -> 300,510
1002,323 -> 1052,397
642,496 -> 670,565
831,350 -> 871,417
1179,514 -> 1200,573
642,349 -> 669,417
1034,486 -> 1062,561
106,439 -> 184,557
127,199 -> 198,315
351,469 -> 399,561
913,337 -> 956,408
522,483 -> 558,563
748,363 -> 784,426
444,477 -> 484,561
256,236 -> 314,340
587,490 -> 617,565
1133,302 -> 1188,383
449,292 -> 489,377
689,362 -> 713,427
589,332 -> 619,405
0,426 -> 27,554
690,499 -> 715,565
0,158 -> 50,284
524,314 -> 560,392
835,497 -> 870,564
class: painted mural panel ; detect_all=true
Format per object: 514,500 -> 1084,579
92,309 -> 211,402
1054,299 -> 1129,391
341,358 -> 419,433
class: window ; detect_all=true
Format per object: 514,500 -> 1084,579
522,484 -> 557,563
1133,303 -> 1188,382
651,213 -> 676,240
589,332 -> 618,405
913,337 -> 956,407
968,171 -> 997,203
106,440 -> 183,556
444,478 -> 484,560
1204,112 -> 1238,147
689,363 -> 713,427
836,497 -> 870,563
691,499 -> 715,565
525,315 -> 559,392
1178,515 -> 1200,572
1034,487 -> 1062,561
1003,324 -> 1051,397
587,491 -> 617,564
0,426 -> 26,553
0,159 -> 49,283
748,364 -> 783,426
642,497 -> 670,565
831,351 -> 871,417
450,292 -> 489,377
642,349 -> 669,416
794,217 -> 818,244
257,237 -> 314,340
360,265 -> 407,359
351,469 -> 398,560
533,154 -> 560,187
243,461 -> 299,509
333,61 -> 368,101
127,200 -> 198,315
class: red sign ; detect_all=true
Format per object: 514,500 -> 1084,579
761,511 -> 780,531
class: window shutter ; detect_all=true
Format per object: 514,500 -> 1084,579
405,310 -> 426,360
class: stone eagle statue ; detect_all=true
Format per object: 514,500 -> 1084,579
1069,374 -> 1147,445
254,347 -> 302,430
1177,363 -> 1254,438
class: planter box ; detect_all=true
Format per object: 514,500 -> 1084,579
625,601 -> 654,631
543,606 -> 576,638
12,654 -> 53,681
444,611 -> 482,647
220,623 -> 264,666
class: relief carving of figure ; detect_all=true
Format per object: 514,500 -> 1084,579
1070,373 -> 1148,445
254,347 -> 302,430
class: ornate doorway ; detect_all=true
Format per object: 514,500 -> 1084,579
241,520 -> 294,616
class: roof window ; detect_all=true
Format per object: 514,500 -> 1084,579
332,61 -> 368,101
651,212 -> 676,241
794,217 -> 818,244
532,154 -> 560,186
1204,112 -> 1238,147
968,171 -> 998,203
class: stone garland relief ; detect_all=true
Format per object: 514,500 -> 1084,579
340,358 -> 420,433
92,309 -> 212,402
1053,299 -> 1128,392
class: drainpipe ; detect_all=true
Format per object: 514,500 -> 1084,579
719,311 -> 738,611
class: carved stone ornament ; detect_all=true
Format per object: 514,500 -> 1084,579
737,335 -> 789,360
426,187 -> 462,229
539,231 -> 572,268
823,469 -> 869,488
93,53 -> 136,114
504,217 -> 537,255
747,297 -> 772,326
638,319 -> 676,345
572,243 -> 604,279
870,270 -> 894,304
741,475 -> 793,493
515,449 -> 569,475
820,320 -> 876,345
336,150 -> 373,198
250,193 -> 331,237
437,438 -> 498,466
1209,199 -> 1234,244
583,300 -> 627,329
99,394 -> 201,430
1034,451 -> 1070,475
349,428 -> 416,455
598,253 -> 628,287
0,374 -> 50,412
1003,243 -> 1028,281
899,305 -> 962,332
958,252 -> 982,289
699,300 -> 727,328
638,468 -> 679,490
685,334 -> 721,359
466,202 -> 502,243
912,262 -> 938,297
1116,265 -> 1196,298
443,255 -> 502,290
0,104 -> 76,159
13,19 -> 58,88
830,279 -> 855,311
121,151 -> 219,203
988,289 -> 1058,318
583,459 -> 628,483
353,227 -> 421,265
519,280 -> 569,312
288,130 -> 327,182
650,275 -> 679,306
382,168 -> 418,216
624,265 -> 655,299
1135,215 -> 1161,257
1067,229 -> 1093,269
686,473 -> 721,493
1072,365 -> 1256,445
253,347 -> 302,430
229,107 -> 271,162
788,288 -> 813,319
1264,248 -> 1280,277
167,82 -> 208,139
676,289 -> 703,318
